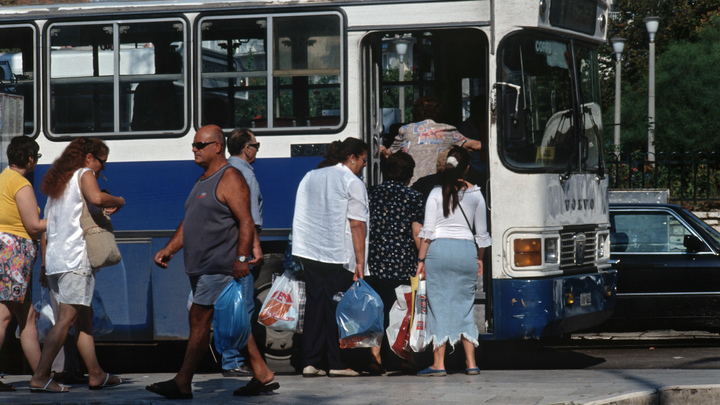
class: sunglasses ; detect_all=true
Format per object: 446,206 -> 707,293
192,141 -> 218,150
92,153 -> 107,167
36,153 -> 42,160
247,143 -> 260,151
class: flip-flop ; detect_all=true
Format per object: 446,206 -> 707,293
30,379 -> 69,393
0,381 -> 15,392
233,377 -> 280,396
145,379 -> 193,399
89,373 -> 125,390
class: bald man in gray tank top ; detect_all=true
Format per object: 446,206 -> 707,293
147,125 -> 278,399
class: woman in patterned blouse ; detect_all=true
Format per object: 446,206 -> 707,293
366,152 -> 425,374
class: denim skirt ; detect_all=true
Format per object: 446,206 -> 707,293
425,238 -> 479,349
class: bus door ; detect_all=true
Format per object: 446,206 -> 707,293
360,28 -> 491,333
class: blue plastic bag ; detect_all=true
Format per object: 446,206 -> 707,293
213,279 -> 251,355
283,231 -> 303,273
91,289 -> 114,336
336,279 -> 384,348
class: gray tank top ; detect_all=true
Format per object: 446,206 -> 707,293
183,165 -> 237,276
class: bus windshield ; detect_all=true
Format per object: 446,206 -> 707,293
499,34 -> 603,173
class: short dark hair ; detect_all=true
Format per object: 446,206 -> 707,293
227,128 -> 253,156
412,96 -> 442,122
7,136 -> 39,168
383,152 -> 415,183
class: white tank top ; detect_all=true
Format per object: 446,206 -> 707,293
45,168 -> 92,275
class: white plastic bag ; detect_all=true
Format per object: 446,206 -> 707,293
386,284 -> 413,359
409,280 -> 428,352
34,287 -> 55,343
258,270 -> 303,332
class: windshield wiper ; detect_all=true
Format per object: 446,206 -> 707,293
559,113 -> 576,183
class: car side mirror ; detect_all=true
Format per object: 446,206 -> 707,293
684,234 -> 709,253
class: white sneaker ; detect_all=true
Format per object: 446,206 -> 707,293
329,368 -> 360,377
302,365 -> 327,377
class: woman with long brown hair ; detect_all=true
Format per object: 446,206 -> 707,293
30,138 -> 126,393
415,146 -> 491,376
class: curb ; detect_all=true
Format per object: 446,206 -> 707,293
574,384 -> 720,405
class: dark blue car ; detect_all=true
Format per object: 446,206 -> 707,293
608,203 -> 720,332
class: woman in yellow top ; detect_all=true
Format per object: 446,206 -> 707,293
0,136 -> 47,391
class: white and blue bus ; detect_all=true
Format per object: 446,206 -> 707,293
0,0 -> 615,364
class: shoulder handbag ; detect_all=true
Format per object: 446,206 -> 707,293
80,195 -> 122,268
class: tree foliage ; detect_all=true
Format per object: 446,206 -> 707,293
382,67 -> 414,122
619,16 -> 720,153
601,1 -> 720,154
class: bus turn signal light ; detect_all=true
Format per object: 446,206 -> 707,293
604,285 -> 613,299
514,238 -> 542,267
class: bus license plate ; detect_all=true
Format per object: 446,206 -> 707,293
580,292 -> 591,306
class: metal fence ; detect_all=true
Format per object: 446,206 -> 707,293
606,152 -> 720,206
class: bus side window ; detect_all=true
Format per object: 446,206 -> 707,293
0,26 -> 36,136
48,20 -> 187,136
131,50 -> 184,131
199,14 -> 342,131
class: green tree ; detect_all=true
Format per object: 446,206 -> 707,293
601,1 -> 720,153
382,67 -> 414,121
606,14 -> 720,153
309,75 -> 340,117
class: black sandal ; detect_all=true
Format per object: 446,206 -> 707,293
367,360 -> 386,376
233,377 -> 280,396
145,379 -> 192,399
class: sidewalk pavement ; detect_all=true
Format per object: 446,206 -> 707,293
572,330 -> 720,342
1,369 -> 719,405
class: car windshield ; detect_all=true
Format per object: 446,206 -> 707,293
499,34 -> 603,173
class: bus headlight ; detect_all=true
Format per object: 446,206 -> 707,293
545,237 -> 559,264
514,238 -> 541,267
597,232 -> 610,259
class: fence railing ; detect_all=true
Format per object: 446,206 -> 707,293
606,152 -> 720,207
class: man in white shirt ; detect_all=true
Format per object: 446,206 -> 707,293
222,128 -> 263,377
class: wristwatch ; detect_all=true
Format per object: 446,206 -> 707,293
237,255 -> 248,263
